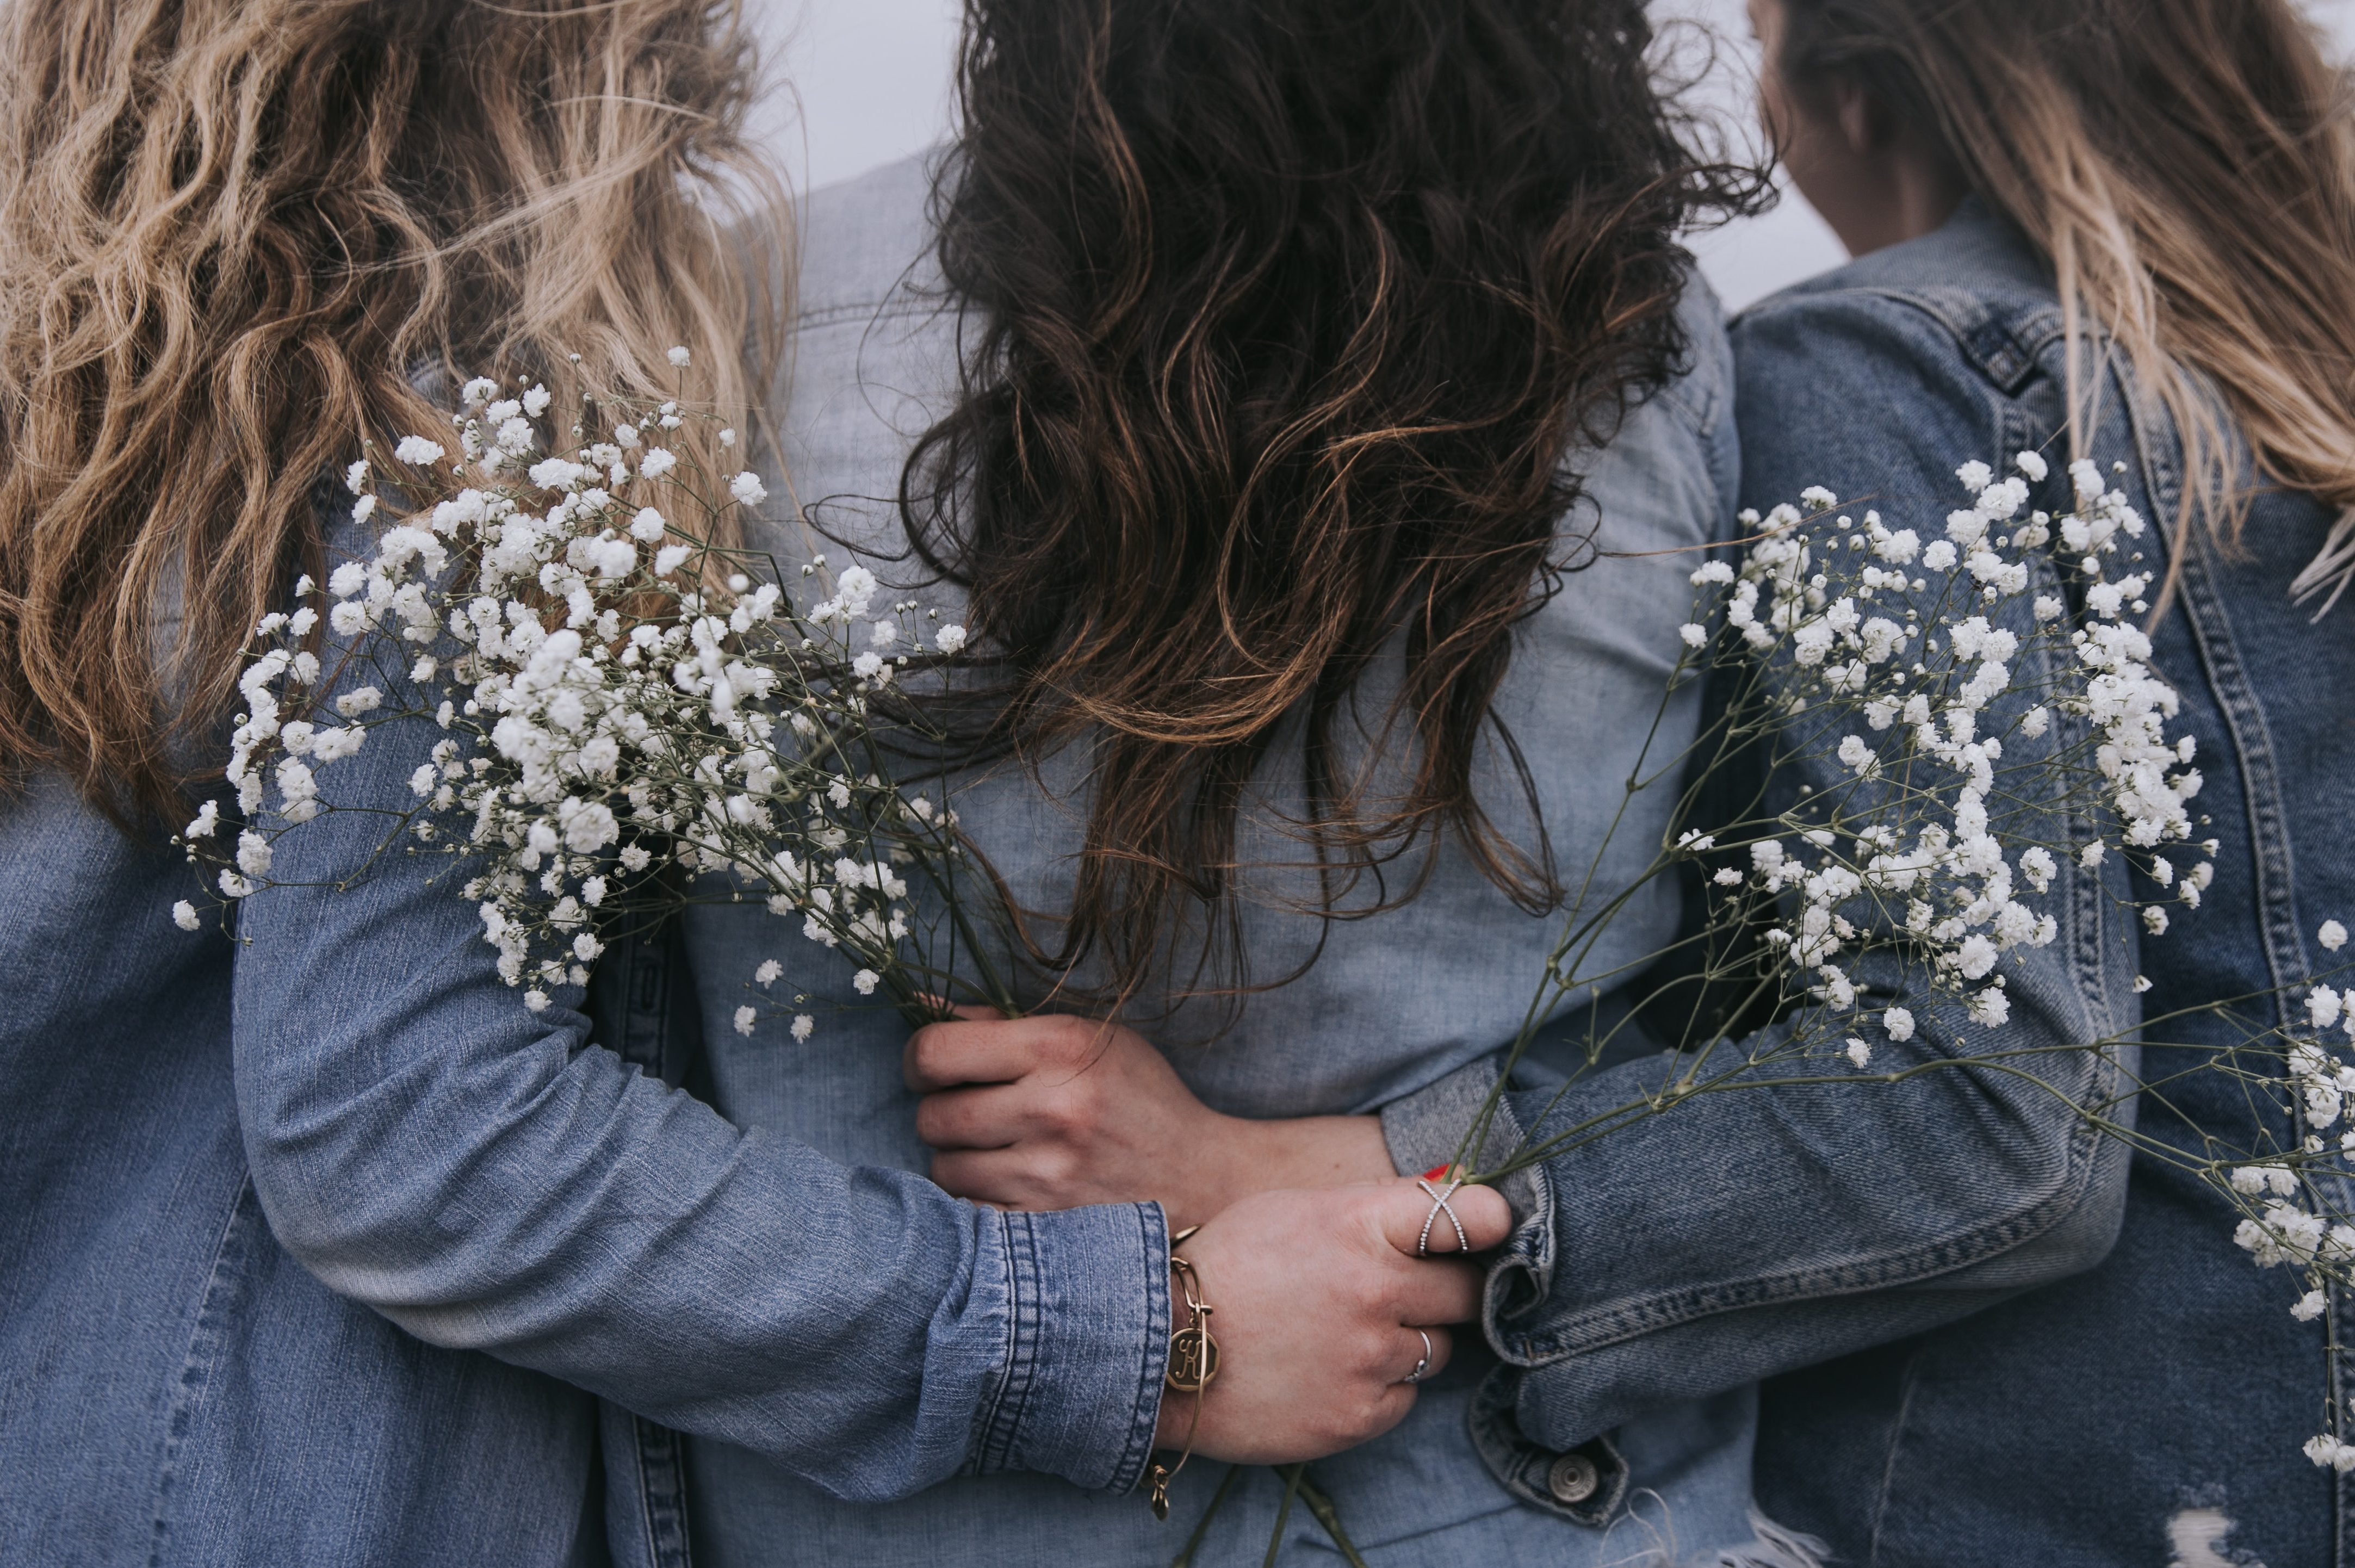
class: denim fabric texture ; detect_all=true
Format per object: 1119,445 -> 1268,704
1736,202 -> 2353,1564
0,754 -> 603,1563
222,488 -> 1175,1526
1361,210 -> 2153,1512
678,153 -> 1784,1567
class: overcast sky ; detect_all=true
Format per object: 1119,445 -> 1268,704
747,0 -> 2355,313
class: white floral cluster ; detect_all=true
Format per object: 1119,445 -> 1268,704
180,363 -> 977,1037
2210,912 -> 2355,1471
1669,454 -> 2196,1065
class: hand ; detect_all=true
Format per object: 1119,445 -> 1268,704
1149,1177 -> 1512,1462
906,1008 -> 1395,1231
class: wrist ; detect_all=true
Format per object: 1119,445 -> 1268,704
1169,1113 -> 1391,1231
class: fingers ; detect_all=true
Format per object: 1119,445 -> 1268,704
1367,1175 -> 1514,1260
1386,1256 -> 1483,1327
902,1012 -> 1116,1092
913,1081 -> 1038,1151
1393,1323 -> 1452,1385
931,1146 -> 1069,1211
903,1017 -> 1046,1092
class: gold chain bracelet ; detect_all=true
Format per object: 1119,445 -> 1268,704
1147,1226 -> 1220,1520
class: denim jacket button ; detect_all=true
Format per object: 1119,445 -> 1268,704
1546,1452 -> 1600,1505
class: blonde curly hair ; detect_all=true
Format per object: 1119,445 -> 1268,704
0,0 -> 790,823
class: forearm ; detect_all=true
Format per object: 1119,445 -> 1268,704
1371,912 -> 2138,1445
232,688 -> 1170,1501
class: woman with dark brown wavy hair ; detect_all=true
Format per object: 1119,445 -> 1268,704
674,0 -> 1816,1562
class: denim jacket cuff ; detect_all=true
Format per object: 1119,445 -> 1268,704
1378,1055 -> 1550,1228
972,1201 -> 1171,1494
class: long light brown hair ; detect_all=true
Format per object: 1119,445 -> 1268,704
1773,0 -> 2355,610
0,0 -> 787,827
906,0 -> 1760,1010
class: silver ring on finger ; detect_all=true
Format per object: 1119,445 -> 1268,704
1398,1328 -> 1433,1385
1415,1177 -> 1470,1257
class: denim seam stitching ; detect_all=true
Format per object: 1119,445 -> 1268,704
1764,286 -> 2066,396
1863,1342 -> 1925,1568
1104,1204 -> 1172,1495
147,1172 -> 262,1568
631,1414 -> 693,1568
977,1209 -> 1043,1473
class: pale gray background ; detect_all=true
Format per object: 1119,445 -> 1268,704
747,0 -> 2355,313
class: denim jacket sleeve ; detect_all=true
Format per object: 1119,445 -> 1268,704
1379,282 -> 2145,1452
227,543 -> 1171,1502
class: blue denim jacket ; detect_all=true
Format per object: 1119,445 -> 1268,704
677,154 -> 1795,1567
1735,203 -> 2352,1564
0,740 -> 606,1563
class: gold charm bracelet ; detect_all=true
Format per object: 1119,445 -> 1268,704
1147,1225 -> 1219,1520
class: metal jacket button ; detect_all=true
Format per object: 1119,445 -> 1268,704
1547,1452 -> 1600,1505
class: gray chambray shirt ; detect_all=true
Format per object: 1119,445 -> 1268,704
681,152 -> 1774,1567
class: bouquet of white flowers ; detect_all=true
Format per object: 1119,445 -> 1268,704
181,358 -> 1008,1042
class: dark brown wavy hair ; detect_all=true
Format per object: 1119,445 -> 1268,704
903,0 -> 1760,1008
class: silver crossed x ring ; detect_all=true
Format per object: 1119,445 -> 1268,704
1414,1176 -> 1470,1257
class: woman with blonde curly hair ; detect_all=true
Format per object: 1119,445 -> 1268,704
0,2 -> 779,1560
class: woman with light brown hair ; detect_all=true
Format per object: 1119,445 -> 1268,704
1728,0 -> 2355,1558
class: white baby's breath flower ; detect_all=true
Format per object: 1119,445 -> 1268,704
654,543 -> 693,576
730,471 -> 767,506
852,969 -> 880,996
1679,623 -> 1708,649
755,959 -> 782,986
1882,1007 -> 1916,1043
394,435 -> 446,466
172,900 -> 201,932
667,345 -> 692,367
2323,920 -> 2349,953
1845,1037 -> 1871,1069
791,1014 -> 815,1043
935,624 -> 968,655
